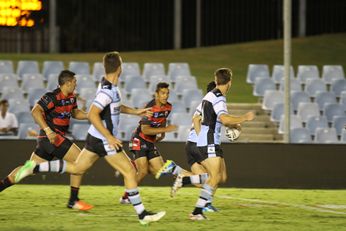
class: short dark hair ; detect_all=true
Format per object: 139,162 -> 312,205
103,51 -> 121,74
58,70 -> 76,86
155,82 -> 169,93
206,81 -> 216,92
215,68 -> 232,85
0,99 -> 8,105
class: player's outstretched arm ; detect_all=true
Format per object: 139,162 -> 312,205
120,105 -> 153,117
72,108 -> 88,120
219,111 -> 255,127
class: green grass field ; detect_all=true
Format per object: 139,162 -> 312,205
1,185 -> 346,230
1,33 -> 345,103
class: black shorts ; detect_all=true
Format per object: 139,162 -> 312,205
129,136 -> 161,160
34,134 -> 73,161
195,143 -> 223,163
84,134 -> 122,157
185,141 -> 202,167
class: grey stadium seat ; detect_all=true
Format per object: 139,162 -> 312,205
291,91 -> 310,112
16,111 -> 34,124
121,62 -> 140,77
71,124 -> 90,141
331,79 -> 346,97
306,116 -> 328,136
174,79 -> 198,95
304,78 -> 326,98
272,65 -> 295,84
92,62 -> 105,82
262,90 -> 284,111
170,112 -> 192,126
290,128 -> 312,143
0,74 -> 19,91
278,115 -> 303,134
28,88 -> 46,107
75,75 -> 96,92
341,129 -> 346,144
314,127 -> 338,144
124,76 -> 146,94
143,63 -> 165,82
279,78 -> 302,92
322,65 -> 345,84
270,103 -> 293,123
18,123 -> 40,140
171,102 -> 187,114
130,89 -> 153,108
47,74 -> 59,91
297,65 -> 319,84
21,74 -> 45,92
177,125 -> 191,141
315,91 -> 337,111
323,103 -> 345,123
297,102 -> 320,123
168,63 -> 191,82
181,89 -> 203,110
8,98 -> 30,114
0,60 -> 14,74
253,78 -> 275,97
148,75 -> 171,93
42,61 -> 64,79
340,91 -> 346,111
332,116 -> 346,136
246,64 -> 270,84
1,87 -> 24,100
69,61 -> 90,75
16,60 -> 39,79
79,87 -> 97,101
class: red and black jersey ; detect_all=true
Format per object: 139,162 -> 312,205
133,99 -> 172,143
37,88 -> 77,135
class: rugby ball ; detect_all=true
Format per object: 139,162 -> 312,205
225,127 -> 241,141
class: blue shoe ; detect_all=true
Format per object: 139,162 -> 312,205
203,204 -> 219,213
155,160 -> 176,179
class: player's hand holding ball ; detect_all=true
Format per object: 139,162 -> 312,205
225,124 -> 241,142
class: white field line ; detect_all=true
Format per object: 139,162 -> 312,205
217,195 -> 346,215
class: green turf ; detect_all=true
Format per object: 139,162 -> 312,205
1,33 -> 345,103
1,185 -> 346,230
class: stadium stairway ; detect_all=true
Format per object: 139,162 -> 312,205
228,103 -> 283,143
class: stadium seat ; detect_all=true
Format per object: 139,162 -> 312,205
118,115 -> 140,133
92,62 -> 105,82
71,124 -> 90,141
168,63 -> 191,82
270,103 -> 293,123
278,115 -> 303,134
122,124 -> 138,141
75,75 -> 96,92
0,60 -> 14,74
297,102 -> 320,123
69,119 -> 89,133
304,79 -> 326,97
18,123 -> 40,140
262,90 -> 284,111
68,61 -> 90,75
42,61 -> 64,79
306,116 -> 328,136
148,75 -> 172,93
21,74 -> 45,92
1,87 -> 24,100
341,129 -> 346,144
170,112 -> 191,126
177,125 -> 191,141
291,91 -> 310,112
171,101 -> 186,114
124,76 -> 146,94
331,79 -> 346,97
0,73 -> 19,81
16,111 -> 34,124
315,91 -> 337,111
314,127 -> 338,144
168,90 -> 179,103
8,98 -> 30,114
253,78 -> 276,97
296,65 -> 319,84
279,78 -> 302,92
246,64 -> 270,84
332,116 -> 346,136
272,65 -> 295,84
323,103 -> 345,123
16,60 -> 39,79
0,74 -> 19,91
47,74 -> 59,91
340,91 -> 346,111
130,89 -> 153,108
290,127 -> 312,143
188,100 -> 201,114
174,79 -> 198,95
28,88 -> 46,107
163,131 -> 179,142
181,89 -> 203,110
79,87 -> 97,101
322,65 -> 345,84
121,62 -> 140,77
143,63 -> 165,82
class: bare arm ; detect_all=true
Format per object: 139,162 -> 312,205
72,108 -> 88,120
141,124 -> 177,136
88,105 -> 122,149
192,114 -> 202,135
219,111 -> 255,127
120,105 -> 152,117
31,104 -> 57,143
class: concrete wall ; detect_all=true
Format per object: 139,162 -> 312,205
1,140 -> 345,188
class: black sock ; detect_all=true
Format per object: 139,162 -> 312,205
69,186 -> 79,203
0,177 -> 13,192
33,165 -> 39,173
182,176 -> 192,186
192,207 -> 203,215
139,210 -> 150,219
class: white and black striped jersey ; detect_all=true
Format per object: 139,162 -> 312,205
187,103 -> 202,143
196,88 -> 228,147
88,77 -> 122,140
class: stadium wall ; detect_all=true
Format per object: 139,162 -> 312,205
1,140 -> 345,189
